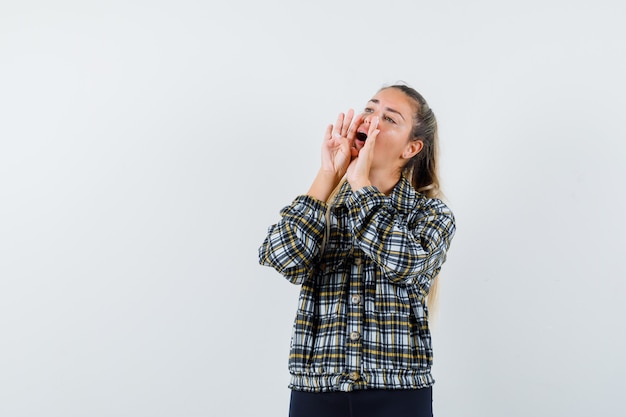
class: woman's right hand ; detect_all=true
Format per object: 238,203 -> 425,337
306,109 -> 363,202
320,109 -> 362,177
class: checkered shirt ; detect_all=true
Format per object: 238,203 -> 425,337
258,176 -> 456,392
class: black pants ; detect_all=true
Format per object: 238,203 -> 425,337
289,388 -> 433,417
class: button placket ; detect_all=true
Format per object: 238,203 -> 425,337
345,254 -> 364,384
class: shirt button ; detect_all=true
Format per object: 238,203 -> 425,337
349,331 -> 360,341
351,294 -> 361,305
354,258 -> 362,266
349,372 -> 360,381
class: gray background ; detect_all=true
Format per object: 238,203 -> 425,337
1,0 -> 625,416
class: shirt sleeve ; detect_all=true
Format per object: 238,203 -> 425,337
346,186 -> 456,293
258,195 -> 327,285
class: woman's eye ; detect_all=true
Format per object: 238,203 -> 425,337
363,108 -> 373,113
384,115 -> 396,124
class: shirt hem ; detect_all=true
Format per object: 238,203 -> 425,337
288,369 -> 435,392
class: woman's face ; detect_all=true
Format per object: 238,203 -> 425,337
356,87 -> 421,171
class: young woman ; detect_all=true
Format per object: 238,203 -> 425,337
258,83 -> 456,417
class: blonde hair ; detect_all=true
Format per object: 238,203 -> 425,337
384,84 -> 443,314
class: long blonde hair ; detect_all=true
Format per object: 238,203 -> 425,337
385,84 -> 443,314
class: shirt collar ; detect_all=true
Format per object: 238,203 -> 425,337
332,175 -> 421,214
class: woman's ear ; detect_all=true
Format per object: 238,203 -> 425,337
403,139 -> 423,159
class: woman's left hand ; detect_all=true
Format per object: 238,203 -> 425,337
347,116 -> 379,190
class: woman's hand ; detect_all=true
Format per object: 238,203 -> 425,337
307,110 -> 363,202
347,116 -> 379,190
320,109 -> 362,177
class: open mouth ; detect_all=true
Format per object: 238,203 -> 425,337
356,132 -> 367,141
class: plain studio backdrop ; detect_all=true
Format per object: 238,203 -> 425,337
1,1 -> 625,416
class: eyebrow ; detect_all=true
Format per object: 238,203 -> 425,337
368,99 -> 406,121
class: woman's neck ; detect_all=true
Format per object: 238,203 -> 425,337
369,167 -> 402,196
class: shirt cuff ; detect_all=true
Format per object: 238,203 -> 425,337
280,194 -> 328,219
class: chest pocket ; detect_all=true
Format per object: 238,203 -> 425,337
318,241 -> 350,274
374,282 -> 412,316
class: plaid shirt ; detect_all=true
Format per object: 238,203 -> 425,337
259,176 -> 455,392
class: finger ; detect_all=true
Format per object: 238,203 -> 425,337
363,127 -> 380,150
365,129 -> 380,152
324,124 -> 333,141
332,112 -> 344,138
341,109 -> 354,137
367,116 -> 379,137
363,117 -> 380,151
347,113 -> 363,140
